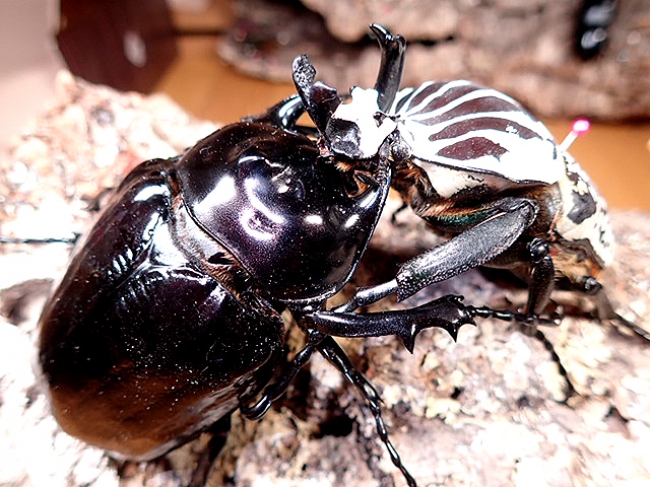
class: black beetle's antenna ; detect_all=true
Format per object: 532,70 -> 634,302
370,24 -> 406,112
0,234 -> 79,245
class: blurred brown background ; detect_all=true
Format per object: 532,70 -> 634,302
2,0 -> 649,211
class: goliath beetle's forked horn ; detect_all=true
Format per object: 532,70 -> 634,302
369,24 -> 406,112
292,55 -> 341,134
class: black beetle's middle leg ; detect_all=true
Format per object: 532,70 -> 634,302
317,336 -> 417,487
312,295 -> 475,351
241,295 -> 478,421
240,332 -> 325,420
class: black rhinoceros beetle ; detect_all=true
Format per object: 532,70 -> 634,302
37,51 -> 487,487
39,23 -> 637,487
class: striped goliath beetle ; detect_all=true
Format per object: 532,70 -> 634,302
295,24 -> 616,331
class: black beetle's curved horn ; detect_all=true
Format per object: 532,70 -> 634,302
369,24 -> 406,112
292,55 -> 341,133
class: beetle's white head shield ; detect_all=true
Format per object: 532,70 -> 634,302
327,87 -> 398,160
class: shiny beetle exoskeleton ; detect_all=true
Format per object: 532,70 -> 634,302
39,23 -> 643,487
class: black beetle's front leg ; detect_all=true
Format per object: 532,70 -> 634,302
311,295 -> 559,352
311,295 -> 475,352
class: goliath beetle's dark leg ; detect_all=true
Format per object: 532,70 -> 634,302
335,198 -> 542,312
334,196 -> 539,316
395,197 -> 538,301
524,238 -> 555,315
554,275 -> 650,342
317,336 -> 417,487
593,290 -> 650,342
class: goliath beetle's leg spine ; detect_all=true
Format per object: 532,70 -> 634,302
317,336 -> 417,487
396,198 -> 538,301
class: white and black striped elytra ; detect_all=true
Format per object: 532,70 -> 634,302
389,79 -> 615,269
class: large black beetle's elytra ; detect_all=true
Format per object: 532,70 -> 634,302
38,106 -> 398,456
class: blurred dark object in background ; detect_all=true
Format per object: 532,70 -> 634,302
576,0 -> 618,60
220,0 -> 650,121
57,0 -> 177,93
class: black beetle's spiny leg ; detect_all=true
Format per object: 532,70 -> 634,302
465,305 -> 561,328
466,305 -> 576,399
529,327 -> 577,400
240,332 -> 324,420
317,336 -> 417,487
310,295 -> 476,352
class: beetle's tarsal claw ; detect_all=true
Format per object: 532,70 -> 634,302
398,330 -> 416,354
240,397 -> 272,420
398,295 -> 476,351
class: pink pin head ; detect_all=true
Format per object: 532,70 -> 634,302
571,118 -> 591,137
560,118 -> 591,150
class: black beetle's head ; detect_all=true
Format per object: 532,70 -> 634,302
292,24 -> 406,161
175,122 -> 391,304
